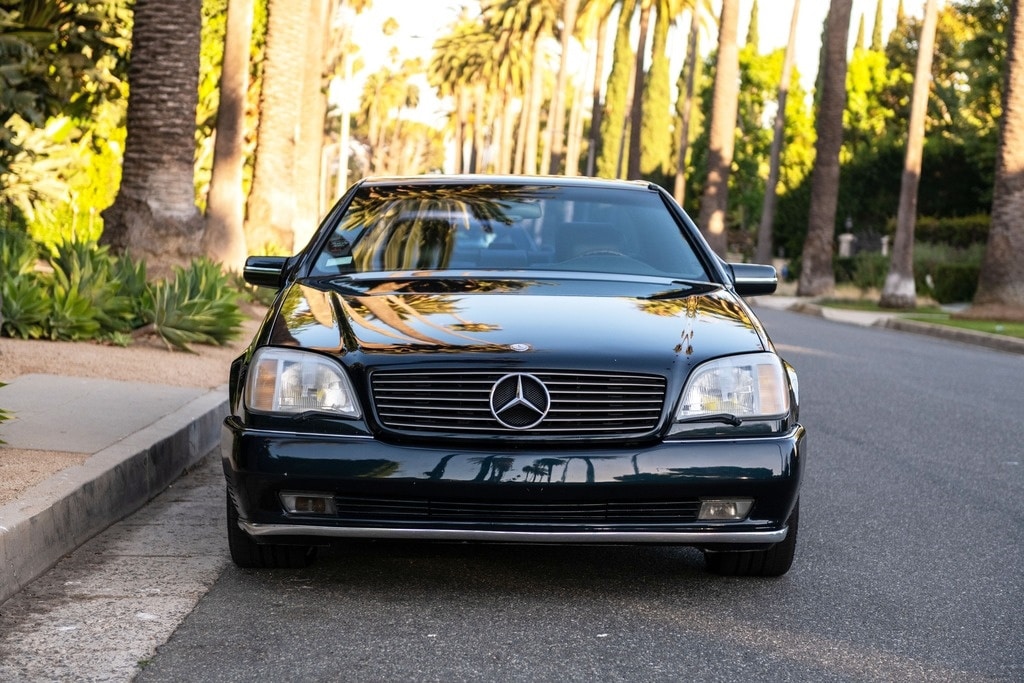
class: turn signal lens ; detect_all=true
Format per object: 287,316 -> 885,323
676,353 -> 789,422
245,347 -> 360,417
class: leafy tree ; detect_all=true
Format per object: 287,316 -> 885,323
0,0 -> 130,221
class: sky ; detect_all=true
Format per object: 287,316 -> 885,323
345,0 -> 917,124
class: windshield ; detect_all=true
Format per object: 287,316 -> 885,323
309,183 -> 710,280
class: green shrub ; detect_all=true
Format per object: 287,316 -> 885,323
0,230 -> 245,350
1,275 -> 49,339
141,258 -> 244,351
931,263 -> 981,304
47,284 -> 101,341
913,215 -> 990,248
913,242 -> 984,300
852,252 -> 889,292
0,228 -> 40,276
49,240 -> 137,336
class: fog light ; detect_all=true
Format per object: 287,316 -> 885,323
699,499 -> 753,521
280,492 -> 337,515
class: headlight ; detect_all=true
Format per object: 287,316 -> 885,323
244,347 -> 361,417
676,352 -> 789,423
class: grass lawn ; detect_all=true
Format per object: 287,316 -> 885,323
816,293 -> 1024,340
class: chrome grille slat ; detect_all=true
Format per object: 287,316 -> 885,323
371,370 -> 666,437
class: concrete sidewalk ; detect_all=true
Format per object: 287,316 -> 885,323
1,295 -> 1021,606
0,376 -> 227,604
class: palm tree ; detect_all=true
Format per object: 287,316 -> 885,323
548,0 -> 582,174
625,0 -> 652,179
695,0 -> 740,256
879,0 -> 939,309
596,0 -> 637,179
203,0 -> 254,272
581,1 -> 614,176
672,9 -> 702,205
100,0 -> 203,276
754,0 -> 801,265
797,0 -> 853,296
245,0 -> 315,254
963,0 -> 1024,321
294,0 -> 331,247
429,16 -> 492,174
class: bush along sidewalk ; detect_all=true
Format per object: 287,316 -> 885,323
0,228 -> 244,352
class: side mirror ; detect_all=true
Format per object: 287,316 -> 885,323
243,255 -> 288,289
728,262 -> 778,296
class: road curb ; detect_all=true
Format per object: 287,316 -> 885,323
776,300 -> 1024,355
0,386 -> 228,605
878,317 -> 1024,355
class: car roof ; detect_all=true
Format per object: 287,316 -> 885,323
354,174 -> 658,192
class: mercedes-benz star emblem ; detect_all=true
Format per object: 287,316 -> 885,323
489,373 -> 551,429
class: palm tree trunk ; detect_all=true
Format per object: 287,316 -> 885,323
696,0 -> 740,256
879,0 -> 938,309
962,0 -> 1024,320
626,0 -> 652,180
100,0 -> 203,276
524,45 -> 546,174
755,0 -> 800,266
673,13 -> 699,205
797,0 -> 853,296
203,0 -> 253,272
294,0 -> 330,248
245,0 -> 314,253
586,12 -> 610,177
548,0 -> 580,174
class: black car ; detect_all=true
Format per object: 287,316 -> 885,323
223,175 -> 805,577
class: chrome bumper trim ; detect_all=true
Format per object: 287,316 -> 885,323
239,522 -> 788,545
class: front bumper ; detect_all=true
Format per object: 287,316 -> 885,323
222,417 -> 805,548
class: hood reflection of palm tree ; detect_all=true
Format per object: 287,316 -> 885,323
470,455 -> 516,482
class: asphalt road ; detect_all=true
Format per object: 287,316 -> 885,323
3,309 -> 1022,681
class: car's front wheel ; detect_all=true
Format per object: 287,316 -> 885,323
703,500 -> 799,577
226,489 -> 316,569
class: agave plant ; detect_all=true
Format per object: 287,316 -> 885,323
142,258 -> 244,351
1,274 -> 49,339
48,239 -> 135,335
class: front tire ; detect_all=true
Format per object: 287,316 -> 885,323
704,500 -> 799,577
226,488 -> 316,569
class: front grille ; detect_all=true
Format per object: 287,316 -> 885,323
370,370 -> 667,438
333,496 -> 700,526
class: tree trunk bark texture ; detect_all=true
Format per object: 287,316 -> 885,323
203,0 -> 254,272
245,0 -> 314,253
697,0 -> 740,256
626,0 -> 651,180
101,0 -> 203,275
879,0 -> 938,309
797,0 -> 853,297
755,0 -> 800,266
966,0 -> 1024,321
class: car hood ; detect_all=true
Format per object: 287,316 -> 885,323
262,274 -> 770,373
